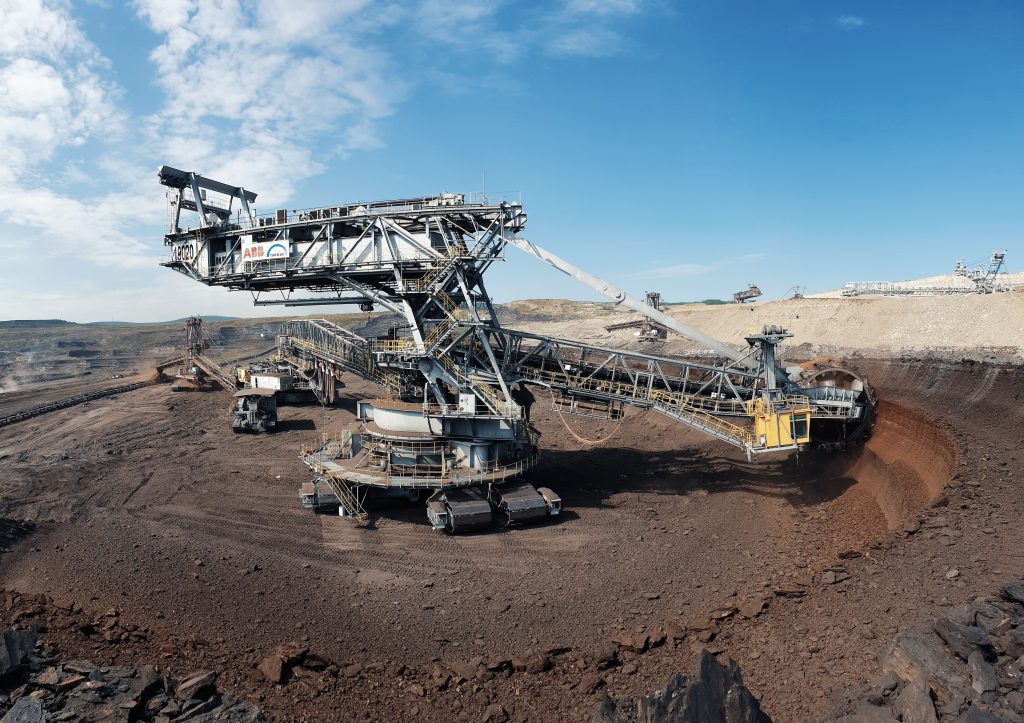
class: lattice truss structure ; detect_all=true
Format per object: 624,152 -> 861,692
158,167 -> 873,525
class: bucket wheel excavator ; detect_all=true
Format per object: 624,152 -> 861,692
157,166 -> 874,531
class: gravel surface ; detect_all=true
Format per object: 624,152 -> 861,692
0,303 -> 1021,722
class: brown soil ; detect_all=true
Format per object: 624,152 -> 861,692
2,351 -> 1020,722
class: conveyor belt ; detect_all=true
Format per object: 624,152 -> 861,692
0,380 -> 159,429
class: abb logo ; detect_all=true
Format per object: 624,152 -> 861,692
243,243 -> 287,260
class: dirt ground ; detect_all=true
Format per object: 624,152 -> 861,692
509,292 -> 1024,361
1,306 -> 1023,722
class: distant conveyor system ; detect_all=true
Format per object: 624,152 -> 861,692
157,166 -> 873,529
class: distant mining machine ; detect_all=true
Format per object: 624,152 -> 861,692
843,250 -> 1009,297
733,283 -> 763,303
155,316 -> 239,392
157,166 -> 874,531
604,291 -> 668,341
231,388 -> 278,433
954,250 -> 1008,293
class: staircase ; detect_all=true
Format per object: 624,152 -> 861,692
648,390 -> 754,452
192,354 -> 239,390
325,477 -> 368,521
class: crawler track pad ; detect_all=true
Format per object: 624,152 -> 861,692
492,481 -> 549,524
440,488 -> 493,532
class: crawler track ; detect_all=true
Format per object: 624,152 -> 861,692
0,379 -> 159,429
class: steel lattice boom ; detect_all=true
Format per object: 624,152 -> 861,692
158,166 -> 873,529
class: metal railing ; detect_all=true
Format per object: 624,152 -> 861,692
280,328 -> 404,394
648,389 -> 753,449
368,338 -> 419,353
303,442 -> 538,489
245,193 -> 515,231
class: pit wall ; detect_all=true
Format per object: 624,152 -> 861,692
839,401 -> 956,529
834,358 -> 1023,529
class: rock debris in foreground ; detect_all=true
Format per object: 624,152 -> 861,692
593,649 -> 771,723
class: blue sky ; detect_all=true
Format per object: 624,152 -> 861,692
0,0 -> 1021,321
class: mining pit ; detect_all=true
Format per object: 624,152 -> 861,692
0,299 -> 1021,722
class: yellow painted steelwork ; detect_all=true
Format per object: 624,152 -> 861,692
748,396 -> 811,450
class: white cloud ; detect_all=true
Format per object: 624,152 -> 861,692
0,272 -> 281,323
0,0 -> 142,271
415,1 -> 524,63
414,0 -> 646,63
0,0 -> 92,60
549,25 -> 623,57
836,14 -> 866,30
136,0 -> 405,207
0,0 -> 659,320
0,1 -> 122,180
0,186 -> 153,267
564,0 -> 640,17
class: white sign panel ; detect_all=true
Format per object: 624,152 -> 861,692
242,238 -> 289,262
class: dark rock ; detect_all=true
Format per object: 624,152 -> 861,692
968,650 -> 999,694
0,629 -> 36,676
129,665 -> 162,700
973,603 -> 1010,635
62,660 -> 98,676
829,705 -> 901,722
1006,628 -> 1024,657
935,618 -> 994,661
1007,691 -> 1024,713
175,669 -> 218,702
1,696 -> 44,723
592,650 -> 770,723
884,627 -> 971,707
893,679 -> 938,723
947,604 -> 977,627
301,654 -> 330,671
1004,581 -> 1024,605
957,708 -> 1012,722
197,697 -> 266,721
